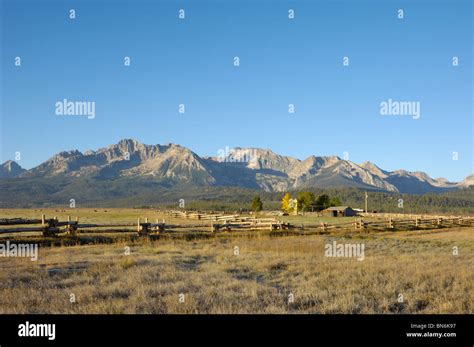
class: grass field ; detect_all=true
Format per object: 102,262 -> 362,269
0,209 -> 472,314
0,208 -> 362,225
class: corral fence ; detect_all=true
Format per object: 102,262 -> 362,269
313,216 -> 474,233
1,211 -> 473,238
165,210 -> 289,232
0,211 -> 289,237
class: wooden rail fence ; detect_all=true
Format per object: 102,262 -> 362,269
1,212 -> 473,238
0,212 -> 287,237
315,216 -> 474,232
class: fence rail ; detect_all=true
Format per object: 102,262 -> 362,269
315,216 -> 474,232
1,212 -> 473,238
0,212 -> 287,237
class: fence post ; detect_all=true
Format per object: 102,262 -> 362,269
363,220 -> 368,230
388,218 -> 393,229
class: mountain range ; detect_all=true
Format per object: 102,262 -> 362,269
1,139 -> 472,196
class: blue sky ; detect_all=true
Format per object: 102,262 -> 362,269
1,0 -> 472,181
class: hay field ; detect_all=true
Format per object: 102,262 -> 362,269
0,209 -> 472,314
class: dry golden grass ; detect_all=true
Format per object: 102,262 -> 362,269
0,226 -> 472,314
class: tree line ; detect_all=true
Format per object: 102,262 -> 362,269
251,192 -> 342,213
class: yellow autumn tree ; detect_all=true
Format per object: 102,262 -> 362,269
281,193 -> 293,213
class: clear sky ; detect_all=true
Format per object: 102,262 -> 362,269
1,0 -> 472,181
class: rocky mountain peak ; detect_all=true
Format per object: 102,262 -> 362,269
0,139 -> 468,194
360,161 -> 389,178
0,160 -> 26,178
458,174 -> 474,187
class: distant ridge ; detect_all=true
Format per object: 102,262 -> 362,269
1,138 -> 470,194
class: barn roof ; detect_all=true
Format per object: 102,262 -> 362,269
323,206 -> 352,211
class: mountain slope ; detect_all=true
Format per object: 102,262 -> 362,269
0,139 -> 469,196
458,174 -> 474,188
293,158 -> 398,192
0,160 -> 26,178
23,139 -> 215,185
